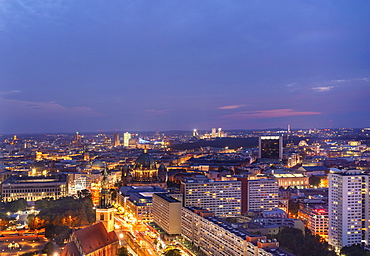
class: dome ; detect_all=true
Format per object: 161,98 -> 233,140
92,160 -> 105,169
134,152 -> 156,170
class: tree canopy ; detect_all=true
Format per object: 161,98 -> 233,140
3,198 -> 27,212
275,228 -> 336,256
163,247 -> 182,256
117,246 -> 129,256
340,244 -> 370,256
36,195 -> 95,227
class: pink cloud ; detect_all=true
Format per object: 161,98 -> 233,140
219,104 -> 246,110
222,109 -> 321,119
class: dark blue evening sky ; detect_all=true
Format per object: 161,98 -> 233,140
1,0 -> 369,133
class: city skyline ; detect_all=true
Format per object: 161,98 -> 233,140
1,1 -> 369,134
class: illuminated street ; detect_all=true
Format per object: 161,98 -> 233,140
114,214 -> 194,256
0,234 -> 48,256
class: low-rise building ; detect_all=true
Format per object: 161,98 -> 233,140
1,174 -> 67,202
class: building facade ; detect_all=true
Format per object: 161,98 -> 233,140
152,193 -> 182,235
328,169 -> 370,251
259,136 -> 283,159
1,174 -> 67,202
240,178 -> 279,214
182,207 -> 284,256
181,179 -> 241,217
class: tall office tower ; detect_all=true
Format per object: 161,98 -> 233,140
123,132 -> 131,147
328,169 -> 370,251
240,177 -> 279,214
181,179 -> 241,217
211,128 -> 217,137
73,132 -> 81,144
259,136 -> 283,159
113,132 -> 120,147
217,127 -> 222,137
192,129 -> 199,137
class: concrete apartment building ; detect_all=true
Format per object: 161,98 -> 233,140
152,193 -> 182,235
240,177 -> 279,214
181,179 -> 241,217
182,207 -> 289,256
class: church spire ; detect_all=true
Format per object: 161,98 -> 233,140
99,165 -> 111,209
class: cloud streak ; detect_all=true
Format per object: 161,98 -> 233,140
219,104 -> 246,110
312,86 -> 335,92
0,98 -> 102,119
331,77 -> 370,83
222,109 -> 321,119
0,90 -> 22,96
145,109 -> 170,115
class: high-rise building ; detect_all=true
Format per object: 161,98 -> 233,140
152,193 -> 182,235
192,129 -> 199,137
259,136 -> 283,159
123,132 -> 131,147
181,179 -> 241,217
328,169 -> 370,251
113,132 -> 120,147
240,177 -> 279,214
211,128 -> 217,137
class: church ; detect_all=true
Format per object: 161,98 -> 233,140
61,168 -> 119,256
121,149 -> 167,188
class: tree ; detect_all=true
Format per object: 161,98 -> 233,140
4,198 -> 27,212
117,246 -> 129,256
275,228 -> 336,256
36,195 -> 95,227
288,199 -> 299,217
41,241 -> 56,256
340,244 -> 370,256
309,176 -> 321,187
54,225 -> 71,246
77,189 -> 91,199
163,247 -> 182,256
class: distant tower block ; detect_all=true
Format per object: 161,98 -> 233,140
123,132 -> 131,147
211,128 -> 217,137
287,124 -> 291,133
192,129 -> 199,137
217,128 -> 222,137
259,136 -> 283,159
113,132 -> 120,147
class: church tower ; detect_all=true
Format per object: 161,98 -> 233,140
96,167 -> 115,232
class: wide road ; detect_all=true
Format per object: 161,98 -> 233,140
0,234 -> 48,256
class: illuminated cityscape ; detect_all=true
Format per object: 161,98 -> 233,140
0,1 -> 369,256
0,128 -> 369,255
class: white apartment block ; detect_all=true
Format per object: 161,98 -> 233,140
246,178 -> 279,212
181,207 -> 285,256
328,169 -> 370,251
152,193 -> 182,235
181,179 -> 241,217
